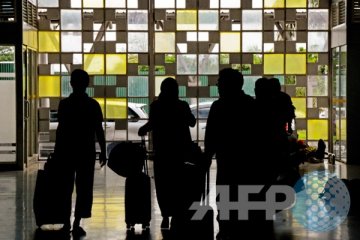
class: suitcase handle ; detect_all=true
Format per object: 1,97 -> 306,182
141,136 -> 149,176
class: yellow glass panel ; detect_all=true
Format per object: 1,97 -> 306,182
83,0 -> 103,8
84,54 -> 104,75
38,31 -> 60,52
38,76 -> 60,97
177,10 -> 197,31
286,54 -> 306,74
340,119 -> 347,140
155,32 -> 176,53
292,98 -> 306,118
308,120 -> 328,140
106,54 -> 126,75
297,129 -> 307,140
264,54 -> 284,74
286,0 -> 306,8
264,0 -> 284,8
95,98 -> 127,119
220,32 -> 241,52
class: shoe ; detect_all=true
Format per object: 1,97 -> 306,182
161,217 -> 170,229
72,226 -> 86,237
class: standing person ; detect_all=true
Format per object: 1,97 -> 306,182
138,77 -> 196,229
204,68 -> 272,239
54,69 -> 106,236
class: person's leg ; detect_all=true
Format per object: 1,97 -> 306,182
61,168 -> 75,231
72,159 -> 95,234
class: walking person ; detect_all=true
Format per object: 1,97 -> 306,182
138,77 -> 196,229
54,69 -> 106,236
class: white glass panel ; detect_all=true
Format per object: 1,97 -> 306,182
128,33 -> 148,52
252,0 -> 263,8
106,0 -> 126,8
199,54 -> 219,75
73,54 -> 82,64
242,10 -> 263,30
177,54 -> 197,74
116,43 -> 127,52
307,76 -> 328,96
61,32 -> 82,52
155,0 -> 175,8
210,0 -> 219,8
127,0 -> 138,8
187,32 -> 197,41
177,43 -> 188,53
199,10 -> 219,31
308,10 -> 329,30
199,32 -> 209,42
61,10 -> 82,30
38,0 -> 58,7
128,10 -> 148,30
221,0 -> 240,8
242,32 -> 262,52
177,0 -> 186,8
308,32 -> 328,52
71,0 -> 81,8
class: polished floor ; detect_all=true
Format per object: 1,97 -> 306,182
0,159 -> 360,240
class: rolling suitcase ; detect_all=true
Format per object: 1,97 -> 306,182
124,139 -> 151,230
33,155 -> 67,227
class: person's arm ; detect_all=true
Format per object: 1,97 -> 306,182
95,103 -> 106,167
138,103 -> 154,136
184,102 -> 196,127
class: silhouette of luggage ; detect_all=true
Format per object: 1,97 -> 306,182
124,139 -> 151,230
342,178 -> 360,216
107,140 -> 147,177
33,154 -> 67,227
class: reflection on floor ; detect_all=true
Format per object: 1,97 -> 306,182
0,160 -> 360,240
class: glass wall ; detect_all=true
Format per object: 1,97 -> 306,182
0,46 -> 16,163
36,0 -> 330,156
332,45 -> 347,162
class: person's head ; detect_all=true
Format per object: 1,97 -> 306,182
217,68 -> 244,98
70,69 -> 89,93
254,77 -> 269,99
159,77 -> 179,100
269,77 -> 281,93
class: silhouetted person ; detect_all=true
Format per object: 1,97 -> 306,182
269,77 -> 296,134
54,69 -> 106,236
138,77 -> 196,229
205,68 -> 275,239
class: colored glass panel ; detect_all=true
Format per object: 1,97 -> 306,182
264,54 -> 284,74
106,54 -> 126,75
155,33 -> 175,53
286,0 -> 306,8
39,76 -> 60,97
286,54 -> 306,74
38,31 -> 60,52
220,32 -> 240,52
177,10 -> 197,31
292,97 -> 306,118
308,120 -> 328,140
264,0 -> 284,8
84,54 -> 105,75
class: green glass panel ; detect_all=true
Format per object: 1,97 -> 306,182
179,86 -> 186,97
264,54 -> 284,74
94,76 -> 105,86
199,76 -> 208,86
116,87 -> 127,97
308,119 -> 328,140
210,86 -> 219,97
128,76 -> 148,97
106,76 -> 117,86
86,87 -> 94,97
286,54 -> 306,74
61,76 -> 71,97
